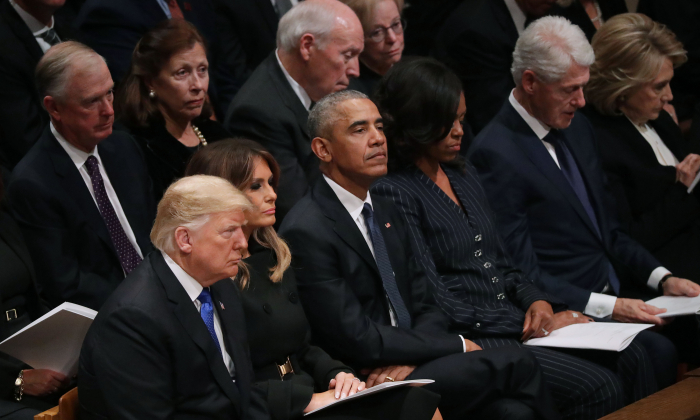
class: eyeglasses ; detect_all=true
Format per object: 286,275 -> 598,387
366,19 -> 406,43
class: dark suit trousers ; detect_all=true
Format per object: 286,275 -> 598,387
405,347 -> 559,420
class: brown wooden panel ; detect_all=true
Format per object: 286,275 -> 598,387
601,377 -> 700,420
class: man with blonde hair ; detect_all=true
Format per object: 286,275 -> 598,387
225,0 -> 364,225
79,175 -> 271,419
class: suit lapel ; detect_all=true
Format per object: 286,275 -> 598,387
267,55 -> 310,139
1,0 -> 43,62
44,130 -> 118,256
312,178 -> 380,273
153,253 -> 241,407
650,111 -> 687,161
501,104 -> 602,238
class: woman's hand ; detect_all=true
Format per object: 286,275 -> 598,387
303,390 -> 338,414
22,369 -> 70,397
676,153 -> 700,187
328,372 -> 365,399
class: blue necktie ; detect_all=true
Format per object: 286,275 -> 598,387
198,288 -> 222,355
361,203 -> 412,329
546,131 -> 621,295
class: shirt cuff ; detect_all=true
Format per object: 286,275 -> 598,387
583,293 -> 617,318
458,335 -> 466,353
647,267 -> 671,291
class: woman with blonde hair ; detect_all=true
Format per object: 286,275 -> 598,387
185,139 -> 441,420
583,13 -> 700,364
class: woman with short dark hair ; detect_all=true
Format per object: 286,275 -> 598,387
117,19 -> 229,202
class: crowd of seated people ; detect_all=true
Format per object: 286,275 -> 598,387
0,0 -> 699,418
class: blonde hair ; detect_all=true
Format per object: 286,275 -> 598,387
339,0 -> 404,34
185,139 -> 291,285
586,13 -> 687,115
151,175 -> 255,285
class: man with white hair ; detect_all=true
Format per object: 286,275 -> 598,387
7,41 -> 154,311
225,0 -> 364,224
468,16 -> 691,394
79,175 -> 270,419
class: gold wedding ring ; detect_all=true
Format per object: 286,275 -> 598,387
385,376 -> 395,382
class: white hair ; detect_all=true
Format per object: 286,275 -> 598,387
277,1 -> 338,52
511,16 -> 595,86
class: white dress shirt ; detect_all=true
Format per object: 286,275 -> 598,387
52,123 -> 143,265
504,0 -> 527,34
10,0 -> 57,53
323,176 -> 468,352
276,49 -> 313,111
508,91 -> 670,318
270,0 -> 299,9
162,251 -> 236,378
628,117 -> 679,167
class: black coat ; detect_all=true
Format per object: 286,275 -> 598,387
7,127 -> 155,311
0,0 -> 73,172
349,61 -> 382,97
584,107 -> 700,280
79,251 -> 270,420
127,118 -> 230,203
225,54 -> 319,225
242,242 -> 352,420
433,0 -> 518,134
468,102 -> 662,311
372,164 -> 565,338
548,0 -> 628,41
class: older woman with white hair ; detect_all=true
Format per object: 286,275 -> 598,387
583,13 -> 700,283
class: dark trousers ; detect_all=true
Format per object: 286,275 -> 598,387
405,347 -> 559,420
308,387 -> 441,420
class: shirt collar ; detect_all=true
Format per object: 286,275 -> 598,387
51,122 -> 102,171
503,0 -> 527,34
323,175 -> 373,221
10,0 -> 54,36
276,49 -> 313,111
161,251 -> 204,303
509,90 -> 551,140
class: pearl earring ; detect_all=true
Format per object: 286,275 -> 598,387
149,90 -> 156,98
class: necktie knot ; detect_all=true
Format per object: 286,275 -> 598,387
198,288 -> 213,306
85,155 -> 99,175
39,28 -> 61,46
361,202 -> 373,220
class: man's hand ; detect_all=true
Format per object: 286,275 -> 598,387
534,310 -> 593,338
521,300 -> 554,341
463,338 -> 482,352
662,277 -> 700,297
612,298 -> 667,325
676,153 -> 700,187
361,365 -> 416,387
23,369 -> 69,397
328,372 -> 365,398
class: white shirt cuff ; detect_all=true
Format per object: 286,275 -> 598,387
583,293 -> 617,318
458,335 -> 466,352
647,267 -> 671,291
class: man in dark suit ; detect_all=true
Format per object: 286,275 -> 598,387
7,42 -> 155,311
225,0 -> 364,225
279,90 -> 559,420
0,0 -> 71,173
80,175 -> 269,419
467,16 -> 690,385
433,0 -> 557,134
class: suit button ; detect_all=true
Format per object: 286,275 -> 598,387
596,308 -> 602,315
474,249 -> 482,257
476,323 -> 481,328
484,262 -> 492,268
263,303 -> 272,314
475,234 -> 482,242
288,292 -> 298,303
492,277 -> 499,283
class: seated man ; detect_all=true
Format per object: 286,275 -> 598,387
433,0 -> 556,134
467,16 -> 690,376
225,0 -> 364,224
79,175 -> 269,419
7,42 -> 154,310
0,0 -> 71,171
279,90 -> 559,420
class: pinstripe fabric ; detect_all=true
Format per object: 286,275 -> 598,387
372,163 -> 658,419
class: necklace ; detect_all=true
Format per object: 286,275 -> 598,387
191,124 -> 208,146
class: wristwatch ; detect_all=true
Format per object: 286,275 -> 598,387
658,274 -> 673,294
14,370 -> 23,401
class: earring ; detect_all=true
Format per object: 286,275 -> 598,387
149,90 -> 156,98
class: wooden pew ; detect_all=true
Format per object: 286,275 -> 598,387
600,377 -> 700,420
34,387 -> 78,420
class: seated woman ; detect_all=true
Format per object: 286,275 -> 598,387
185,139 -> 441,420
117,19 -> 230,202
370,57 -> 675,419
583,13 -> 700,282
0,173 -> 70,419
343,0 -> 405,95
